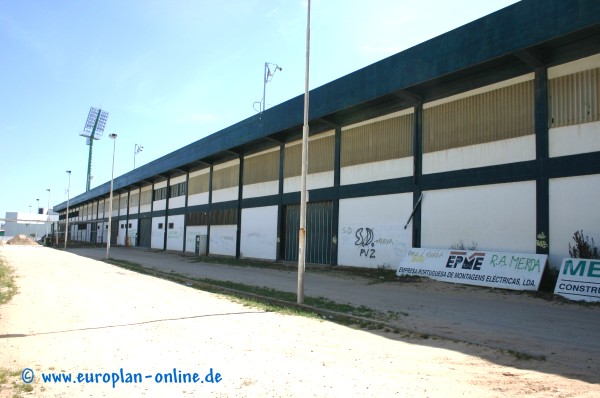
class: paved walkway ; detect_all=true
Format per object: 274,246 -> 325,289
69,246 -> 600,382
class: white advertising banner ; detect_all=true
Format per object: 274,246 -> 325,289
397,248 -> 548,291
554,258 -> 600,302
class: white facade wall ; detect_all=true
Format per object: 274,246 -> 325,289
188,192 -> 209,207
97,200 -> 105,219
169,175 -> 187,209
549,121 -> 600,158
421,181 -> 537,253
151,217 -> 165,249
243,181 -> 279,199
153,181 -> 168,211
166,214 -> 185,251
422,74 -> 536,174
185,225 -> 208,254
212,160 -> 239,203
129,188 -> 140,215
544,54 -> 600,267
188,168 -> 210,206
117,220 -> 127,246
127,219 -> 138,247
119,193 -> 128,216
341,158 -> 412,186
549,174 -> 600,268
153,199 -> 166,212
140,186 -> 152,214
284,171 -> 334,193
338,194 -> 413,269
96,222 -> 105,243
209,225 -> 237,256
243,148 -> 280,199
240,206 -> 278,260
84,223 -> 92,242
283,135 -> 334,193
212,187 -> 238,203
169,196 -> 186,209
423,135 -> 536,174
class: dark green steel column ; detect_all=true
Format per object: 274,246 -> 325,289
236,156 -> 244,259
207,165 -> 213,255
163,178 -> 170,251
331,127 -> 341,265
276,143 -> 285,261
535,67 -> 550,255
182,170 -> 190,253
412,103 -> 423,248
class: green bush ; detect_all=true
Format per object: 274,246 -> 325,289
568,230 -> 599,259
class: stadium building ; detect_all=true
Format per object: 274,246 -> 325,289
54,0 -> 600,269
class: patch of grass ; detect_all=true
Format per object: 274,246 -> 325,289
0,256 -> 18,305
0,368 -> 34,398
188,255 -> 424,285
104,258 -> 405,328
504,350 -> 546,361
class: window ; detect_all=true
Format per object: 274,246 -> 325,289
158,223 -> 164,229
169,182 -> 187,198
128,223 -> 132,228
168,222 -> 174,229
153,187 -> 168,201
120,224 -> 124,229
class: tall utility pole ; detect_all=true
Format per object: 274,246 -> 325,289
80,107 -> 109,191
298,0 -> 311,304
106,133 -> 118,259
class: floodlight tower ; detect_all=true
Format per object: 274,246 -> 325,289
80,107 -> 109,191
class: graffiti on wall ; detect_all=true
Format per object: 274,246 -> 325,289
354,227 -> 375,258
341,225 -> 408,268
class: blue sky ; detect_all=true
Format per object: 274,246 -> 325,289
0,0 -> 519,217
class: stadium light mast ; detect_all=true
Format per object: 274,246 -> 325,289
80,107 -> 109,191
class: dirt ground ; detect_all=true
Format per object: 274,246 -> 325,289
1,245 -> 599,397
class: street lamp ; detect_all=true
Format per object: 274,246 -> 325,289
65,170 -> 71,249
106,133 -> 117,259
255,62 -> 282,114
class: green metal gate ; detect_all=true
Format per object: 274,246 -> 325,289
283,201 -> 333,265
110,219 -> 118,245
139,218 -> 152,248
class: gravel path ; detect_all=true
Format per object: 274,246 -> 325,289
71,246 -> 600,379
1,245 -> 599,397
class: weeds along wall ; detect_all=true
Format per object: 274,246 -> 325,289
55,1 -> 600,270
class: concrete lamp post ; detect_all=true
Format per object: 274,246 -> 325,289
106,133 -> 117,259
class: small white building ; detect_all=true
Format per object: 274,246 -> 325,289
2,211 -> 59,240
